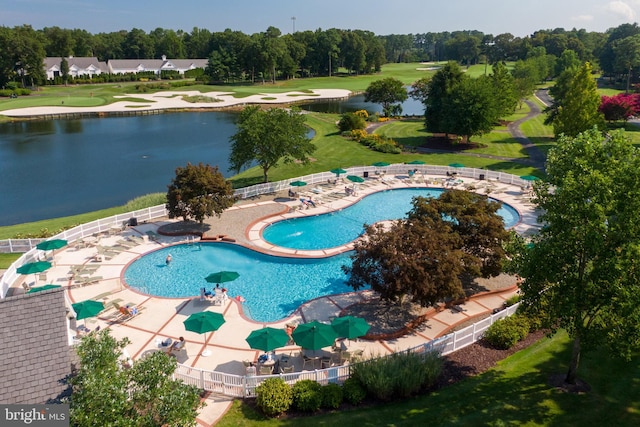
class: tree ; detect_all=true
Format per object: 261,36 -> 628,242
549,62 -> 605,138
599,93 -> 636,122
60,57 -> 69,84
422,61 -> 466,135
364,77 -> 408,117
613,35 -> 640,93
343,190 -> 509,307
440,77 -> 501,142
488,61 -> 517,117
70,330 -> 202,427
513,128 -> 640,385
166,163 -> 236,224
229,106 -> 315,183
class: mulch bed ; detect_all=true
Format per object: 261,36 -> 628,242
436,330 -> 548,388
421,135 -> 487,151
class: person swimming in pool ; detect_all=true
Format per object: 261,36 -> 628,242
166,254 -> 172,265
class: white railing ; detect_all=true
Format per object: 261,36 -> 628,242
1,205 -> 167,297
172,302 -> 520,398
1,166 -> 532,298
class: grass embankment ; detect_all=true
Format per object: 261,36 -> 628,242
216,331 -> 640,426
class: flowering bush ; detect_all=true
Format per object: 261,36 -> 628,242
354,109 -> 369,119
350,129 -> 368,141
599,93 -> 640,121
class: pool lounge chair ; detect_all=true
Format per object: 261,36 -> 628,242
146,230 -> 161,242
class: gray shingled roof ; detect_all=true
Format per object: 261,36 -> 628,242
0,288 -> 73,404
44,57 -> 108,73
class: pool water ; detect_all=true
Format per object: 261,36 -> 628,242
125,188 -> 521,322
124,243 -> 354,322
262,188 -> 520,250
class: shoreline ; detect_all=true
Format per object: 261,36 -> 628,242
0,88 -> 352,118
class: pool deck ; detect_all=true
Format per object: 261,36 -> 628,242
9,174 -> 540,425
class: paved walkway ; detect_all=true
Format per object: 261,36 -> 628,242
9,175 -> 540,425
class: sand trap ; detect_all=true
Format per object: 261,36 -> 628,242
0,88 -> 352,117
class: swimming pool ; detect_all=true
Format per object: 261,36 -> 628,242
124,243 -> 354,323
262,188 -> 520,250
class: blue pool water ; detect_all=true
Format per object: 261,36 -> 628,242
125,188 -> 521,322
124,243 -> 353,322
262,188 -> 520,250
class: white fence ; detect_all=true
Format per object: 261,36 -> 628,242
172,302 -> 520,398
1,165 -> 531,298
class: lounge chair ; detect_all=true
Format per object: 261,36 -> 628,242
146,230 -> 161,242
259,365 -> 273,375
113,303 -> 141,322
75,275 -> 104,287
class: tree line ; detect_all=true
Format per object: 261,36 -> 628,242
3,23 -> 640,88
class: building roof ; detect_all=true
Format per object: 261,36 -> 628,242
0,289 -> 73,404
44,57 -> 108,73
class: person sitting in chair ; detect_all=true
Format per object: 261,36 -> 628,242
166,336 -> 185,356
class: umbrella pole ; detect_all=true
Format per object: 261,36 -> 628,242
202,332 -> 212,357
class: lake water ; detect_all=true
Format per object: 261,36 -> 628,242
300,91 -> 424,116
0,112 -> 238,226
0,93 -> 423,226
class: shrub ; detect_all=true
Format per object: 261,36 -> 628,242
342,378 -> 366,406
320,383 -> 343,409
338,112 -> 367,132
504,294 -> 521,307
354,109 -> 369,119
292,379 -> 322,412
255,378 -> 293,418
375,141 -> 402,154
484,315 -> 530,349
351,351 -> 442,401
349,129 -> 368,141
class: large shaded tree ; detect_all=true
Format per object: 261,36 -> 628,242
344,190 -> 509,307
513,128 -> 640,385
70,330 -> 202,427
364,77 -> 408,117
166,162 -> 236,223
229,106 -> 315,183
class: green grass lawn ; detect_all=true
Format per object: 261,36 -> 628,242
216,331 -> 640,426
0,253 -> 22,269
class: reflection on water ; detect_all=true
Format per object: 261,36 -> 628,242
301,91 -> 425,116
0,111 -> 239,225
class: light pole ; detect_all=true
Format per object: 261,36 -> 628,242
291,16 -> 296,33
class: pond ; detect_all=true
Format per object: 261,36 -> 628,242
0,92 -> 419,226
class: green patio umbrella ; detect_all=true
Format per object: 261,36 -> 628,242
36,239 -> 68,252
289,180 -> 307,187
205,271 -> 240,285
27,284 -> 62,294
183,311 -> 226,335
519,175 -> 539,181
330,168 -> 347,176
372,161 -> 390,167
16,261 -> 52,275
71,299 -> 105,321
183,311 -> 226,355
346,175 -> 365,183
406,160 -> 426,165
448,163 -> 465,168
292,320 -> 338,350
17,261 -> 52,285
331,316 -> 371,340
246,327 -> 290,352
